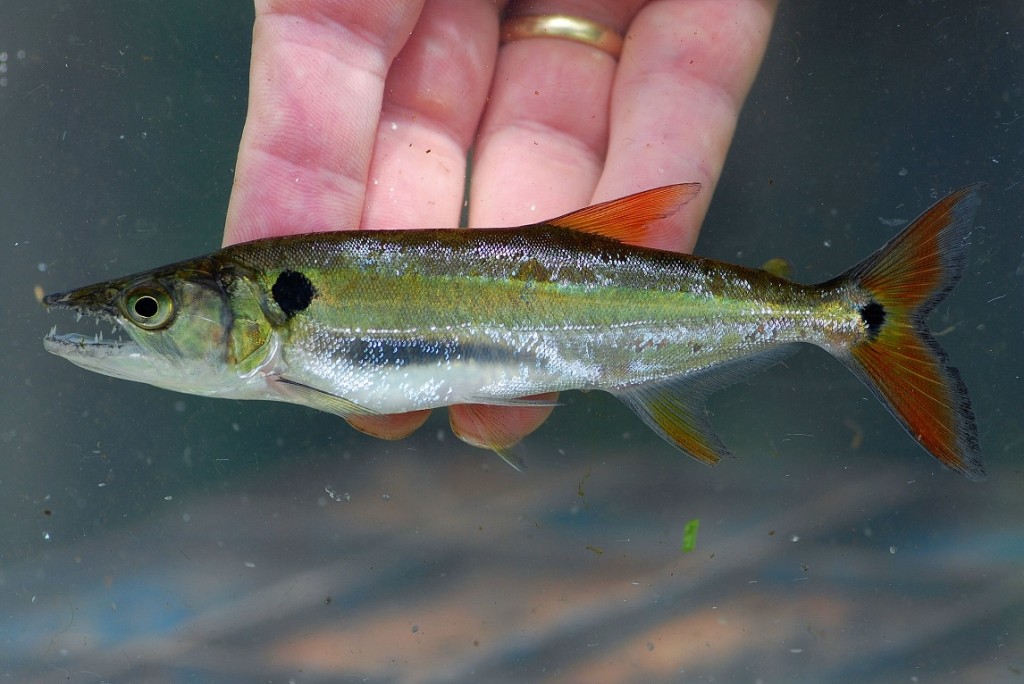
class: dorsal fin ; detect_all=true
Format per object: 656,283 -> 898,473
546,183 -> 701,247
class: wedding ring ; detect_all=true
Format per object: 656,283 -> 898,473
500,14 -> 624,59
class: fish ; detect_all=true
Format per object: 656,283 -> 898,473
42,183 -> 984,480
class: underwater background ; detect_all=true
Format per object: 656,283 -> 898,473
1,2 -> 1022,682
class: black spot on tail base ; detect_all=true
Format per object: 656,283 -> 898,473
860,301 -> 886,339
272,270 -> 317,318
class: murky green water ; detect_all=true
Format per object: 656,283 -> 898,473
2,3 -> 1022,682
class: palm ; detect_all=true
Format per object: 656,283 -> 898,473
223,0 -> 777,449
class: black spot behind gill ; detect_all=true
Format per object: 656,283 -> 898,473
860,301 -> 886,339
272,270 -> 317,318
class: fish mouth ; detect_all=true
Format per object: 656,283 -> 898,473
42,298 -> 140,358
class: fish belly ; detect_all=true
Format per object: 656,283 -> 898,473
278,319 -> 799,414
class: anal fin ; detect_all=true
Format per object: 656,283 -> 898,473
613,380 -> 730,466
611,345 -> 797,466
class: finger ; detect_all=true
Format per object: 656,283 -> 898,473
347,410 -> 433,442
452,1 -> 644,451
448,393 -> 560,455
361,0 -> 500,231
223,0 -> 425,245
597,0 -> 779,252
470,2 -> 644,226
347,0 -> 501,441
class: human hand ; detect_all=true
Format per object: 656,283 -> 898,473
223,0 -> 778,454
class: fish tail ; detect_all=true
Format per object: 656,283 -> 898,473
836,185 -> 984,480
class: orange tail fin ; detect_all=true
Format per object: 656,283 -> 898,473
837,185 -> 983,480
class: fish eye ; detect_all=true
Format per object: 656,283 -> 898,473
123,284 -> 174,330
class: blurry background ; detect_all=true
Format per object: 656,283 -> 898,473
1,2 -> 1022,682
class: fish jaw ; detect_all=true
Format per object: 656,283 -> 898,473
43,325 -> 151,382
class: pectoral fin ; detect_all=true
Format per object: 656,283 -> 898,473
270,376 -> 379,417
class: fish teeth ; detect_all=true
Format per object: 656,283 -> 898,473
75,311 -> 83,323
49,325 -> 57,337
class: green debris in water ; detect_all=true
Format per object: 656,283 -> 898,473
681,518 -> 700,553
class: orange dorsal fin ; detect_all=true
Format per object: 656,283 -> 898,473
547,183 -> 701,246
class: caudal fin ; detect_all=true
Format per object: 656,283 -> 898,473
837,185 -> 984,480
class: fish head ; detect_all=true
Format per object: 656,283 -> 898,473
43,258 -> 278,396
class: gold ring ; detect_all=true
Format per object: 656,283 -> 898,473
501,14 -> 624,60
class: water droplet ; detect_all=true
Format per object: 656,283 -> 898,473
42,532 -> 51,541
789,535 -> 800,542
889,545 -> 897,555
